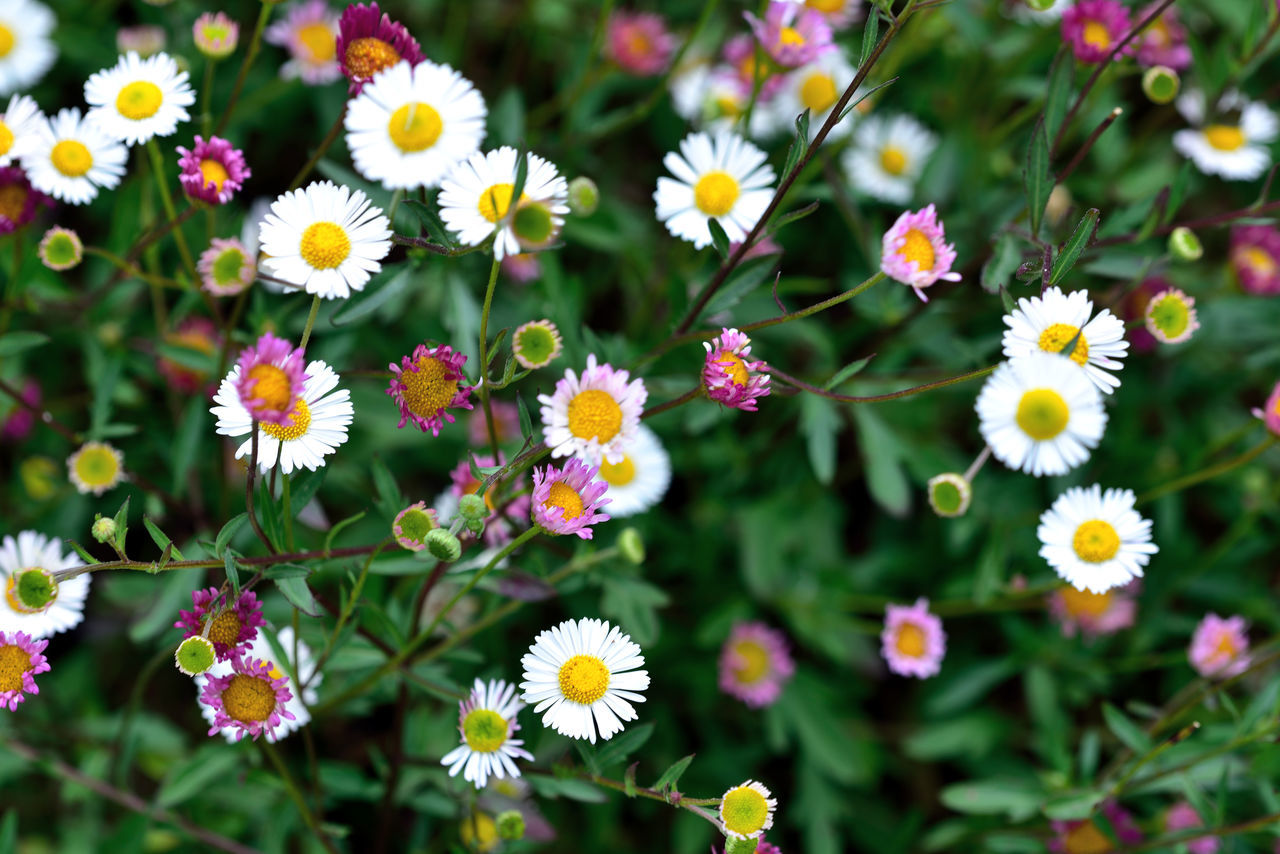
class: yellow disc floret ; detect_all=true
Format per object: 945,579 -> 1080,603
1072,519 -> 1121,563
0,183 -> 28,224
1038,323 -> 1090,365
895,622 -> 926,657
203,609 -> 244,649
1015,388 -> 1070,440
246,364 -> 293,412
299,221 -> 351,270
1204,124 -> 1245,152
694,171 -> 740,218
777,26 -> 805,48
0,643 -> 32,693
51,140 -> 93,178
567,389 -> 623,443
898,228 -> 935,272
721,786 -> 771,837
557,654 -> 610,705
0,24 -> 14,59
387,102 -> 443,153
1082,20 -> 1111,51
598,455 -> 636,487
400,356 -> 459,418
298,22 -> 336,63
116,81 -> 164,121
807,0 -> 845,11
345,36 -> 401,80
1063,820 -> 1111,854
199,158 -> 230,191
222,673 -> 277,724
462,708 -> 509,753
800,72 -> 838,113
731,639 -> 769,684
260,399 -> 312,442
544,481 -> 585,520
0,122 -> 13,158
879,145 -> 908,175
714,352 -> 750,387
478,183 -> 516,223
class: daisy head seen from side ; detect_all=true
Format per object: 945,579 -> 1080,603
1048,580 -> 1138,639
198,237 -> 255,296
84,51 -> 194,146
703,328 -> 771,410
386,343 -> 473,436
1038,485 -> 1157,595
234,332 -> 307,427
655,129 -> 776,249
880,204 -> 961,301
438,147 -> 569,260
719,780 -> 777,841
882,598 -> 945,678
1001,285 -> 1129,394
719,622 -> 795,708
25,108 -> 128,206
0,531 -> 87,639
441,678 -> 534,790
532,458 -> 611,540
336,1 -> 425,94
538,354 -> 647,464
745,2 -> 835,68
512,319 -> 563,370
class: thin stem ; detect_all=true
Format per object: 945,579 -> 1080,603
298,294 -> 322,351
477,257 -> 503,463
1057,107 -> 1122,184
287,103 -> 349,192
145,139 -> 199,285
766,363 -> 996,404
1136,436 -> 1277,505
215,3 -> 271,136
1093,199 -> 1280,248
61,542 -> 390,577
259,742 -> 341,854
963,445 -> 992,482
642,386 -> 703,420
245,425 -> 275,552
0,375 -> 80,442
84,246 -> 183,289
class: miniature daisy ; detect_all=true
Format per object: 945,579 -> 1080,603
233,332 -> 307,427
703,328 -> 771,410
842,114 -> 936,203
0,531 -> 87,639
198,650 -> 297,741
1048,580 -> 1138,638
193,12 -> 239,59
198,626 -> 319,742
67,440 -> 125,495
84,52 -> 194,147
927,473 -> 971,518
976,351 -> 1107,477
1001,285 -> 1129,394
212,359 -> 353,474
719,622 -> 794,708
1144,287 -> 1199,344
265,0 -> 341,85
606,11 -> 675,77
1164,802 -> 1218,854
519,617 -> 649,743
386,343 -> 474,436
1173,90 -> 1278,182
539,354 -> 647,465
25,108 -> 128,205
1231,225 -> 1280,295
1038,485 -> 1157,594
654,129 -> 776,249
1188,613 -> 1250,679
745,2 -> 835,68
880,205 -> 962,302
1136,3 -> 1191,70
177,135 -> 250,205
441,678 -> 534,789
0,631 -> 49,711
392,501 -> 439,551
37,226 -> 81,270
345,59 -> 486,191
1061,0 -> 1132,64
336,1 -> 425,94
175,587 -> 267,661
770,48 -> 859,142
719,780 -> 777,841
0,166 -> 52,233
0,0 -> 56,97
157,317 -> 221,395
198,237 -> 255,296
512,319 -> 563,370
591,424 -> 670,518
669,62 -> 762,135
438,147 -> 569,260
722,34 -> 788,105
531,458 -> 611,539
882,598 -> 945,678
0,94 -> 42,166
258,181 -> 392,299
1049,802 -> 1143,853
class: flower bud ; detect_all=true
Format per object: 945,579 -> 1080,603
92,515 -> 117,544
38,226 -> 83,271
174,636 -> 216,676
1168,226 -> 1203,262
927,473 -> 972,518
425,528 -> 462,562
7,567 -> 58,613
495,810 -> 525,841
466,517 -> 486,537
1141,65 -> 1180,105
618,527 -> 645,564
458,493 -> 488,522
194,12 -> 240,60
567,176 -> 599,216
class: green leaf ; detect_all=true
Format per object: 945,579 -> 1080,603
65,540 -> 99,565
1025,120 -> 1053,238
324,511 -> 367,555
1049,209 -> 1100,286
1044,50 -> 1074,141
516,391 -> 534,441
169,395 -> 205,494
274,576 -> 321,617
800,394 -> 839,486
1102,702 -> 1152,754
403,198 -> 456,248
0,331 -> 48,357
651,754 -> 695,792
574,741 -> 601,777
223,550 -> 240,594
330,265 -> 412,327
1042,790 -> 1105,821
600,576 -> 669,647
143,518 -> 184,561
289,467 -> 327,516
215,513 -> 247,556
769,201 -> 820,234
824,356 -> 873,391
981,233 -> 1023,295
703,255 -> 777,317
623,763 -> 637,798
111,496 -> 132,550
859,6 -> 881,66
90,354 -> 123,439
371,455 -> 404,518
1163,162 -> 1193,225
707,218 -> 730,260
510,147 -> 529,211
156,749 -> 242,808
939,779 -> 1043,820
781,109 -> 811,178
853,407 -> 910,517
129,566 -> 200,643
595,722 -> 655,770
527,776 -> 607,803
264,563 -> 312,580
1000,285 -> 1017,314
0,810 -> 15,854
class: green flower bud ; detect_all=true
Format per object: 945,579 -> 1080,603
567,176 -> 599,216
927,473 -> 972,519
425,528 -> 462,562
618,528 -> 645,564
174,636 -> 217,676
466,517 -> 486,537
495,810 -> 525,841
1169,226 -> 1203,262
1141,65 -> 1180,105
458,493 -> 488,522
92,515 -> 117,544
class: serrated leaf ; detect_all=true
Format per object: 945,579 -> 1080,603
707,218 -> 730,260
1044,50 -> 1074,141
215,513 -> 247,556
0,331 -> 48,357
1025,120 -> 1053,238
1049,209 -> 1100,286
274,576 -> 321,617
652,754 -> 695,792
1102,702 -> 1152,754
143,517 -> 184,561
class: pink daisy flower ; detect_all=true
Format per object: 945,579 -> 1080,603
1165,801 -> 1218,854
702,328 -> 771,411
606,11 -> 676,77
881,598 -> 945,678
1231,225 -> 1280,296
386,343 -> 474,436
1048,580 -> 1137,639
0,631 -> 50,711
197,237 -> 255,296
175,587 -> 267,661
1256,381 -> 1280,437
0,166 -> 53,234
157,317 -> 222,396
265,0 -> 341,86
501,252 -> 542,283
336,1 -> 425,95
1061,0 -> 1134,65
1135,3 -> 1191,70
744,2 -> 835,69
531,458 -> 611,540
718,622 -> 795,708
1049,802 -> 1142,853
449,455 -> 531,546
234,332 -> 307,427
0,378 -> 40,441
1144,287 -> 1199,344
880,204 -> 961,302
1188,613 -> 1250,679
198,651 -> 296,741
177,135 -> 250,206
467,400 -> 521,447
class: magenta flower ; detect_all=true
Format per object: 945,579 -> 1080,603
1049,802 -> 1142,853
1165,801 -> 1218,854
882,598 -> 945,678
386,343 -> 474,436
531,458 -> 611,539
880,204 -> 961,302
234,332 -> 307,427
0,378 -> 40,441
198,651 -> 296,741
0,166 -> 53,233
177,135 -> 250,205
1047,580 -> 1137,639
198,237 -> 255,296
1062,0 -> 1134,64
1231,224 -> 1280,295
606,11 -> 676,77
175,587 -> 267,661
702,328 -> 771,411
1189,613 -> 1250,678
718,622 -> 795,708
336,1 -> 425,94
265,0 -> 341,86
744,2 -> 835,69
0,631 -> 50,711
157,317 -> 222,396
1135,3 -> 1191,70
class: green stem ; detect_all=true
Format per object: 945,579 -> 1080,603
84,246 -> 183,290
768,363 -> 996,405
298,294 -> 322,351
1137,436 -> 1277,505
477,257 -> 503,462
260,741 -> 340,854
214,3 -> 271,136
145,139 -> 199,285
281,473 -> 294,552
386,187 -> 404,228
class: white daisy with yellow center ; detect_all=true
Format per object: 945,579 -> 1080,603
197,626 -> 320,743
719,779 -> 777,841
258,180 -> 392,299
771,48 -> 860,142
655,129 -> 776,249
976,351 -> 1107,477
25,108 -> 128,205
438,146 -> 569,260
344,59 -> 487,191
591,424 -> 671,517
67,440 -> 125,495
519,617 -> 650,744
841,113 -> 936,204
0,94 -> 41,167
84,52 -> 195,147
441,678 -> 534,790
1038,485 -> 1157,594
0,0 -> 56,97
211,359 -> 353,475
1001,285 -> 1129,395
0,530 -> 87,639
1173,89 -> 1278,182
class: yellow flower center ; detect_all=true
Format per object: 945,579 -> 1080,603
1063,820 -> 1113,854
1038,322 -> 1090,365
557,654 -> 610,705
879,145 -> 908,175
297,22 -> 336,63
800,72 -> 838,113
460,814 -> 499,853
0,643 -> 32,693
1058,585 -> 1113,618
0,121 -> 13,157
731,639 -> 770,684
477,182 -> 516,223
567,389 -> 623,443
246,363 -> 293,413
598,454 -> 636,487
344,36 -> 400,79
1241,246 -> 1277,277
1015,388 -> 1070,440
221,673 -> 277,724
895,622 -> 926,657
73,445 -> 121,488
462,708 -> 508,753
897,228 -> 935,272
51,140 -> 93,178
1082,20 -> 1111,51
115,80 -> 164,121
202,609 -> 243,649
387,102 -> 443,153
714,351 -> 750,387
777,26 -> 806,48
0,183 -> 28,224
199,158 -> 229,191
544,480 -> 585,520
806,0 -> 844,11
1204,124 -> 1245,151
1214,631 -> 1239,660
721,786 -> 770,836
625,31 -> 652,57
0,24 -> 14,58
299,221 -> 351,270
694,171 -> 740,218
400,356 -> 459,418
260,398 -> 312,442
1072,519 -> 1121,563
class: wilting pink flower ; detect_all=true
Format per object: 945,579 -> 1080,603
607,11 -> 675,77
702,328 -> 771,411
1061,0 -> 1133,64
501,252 -> 541,283
387,343 -> 474,436
177,135 -> 250,205
1188,613 -> 1250,678
335,1 -> 425,94
1231,224 -> 1280,296
719,622 -> 794,708
880,204 -> 961,302
531,458 -> 610,539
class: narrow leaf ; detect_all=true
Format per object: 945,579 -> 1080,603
1102,702 -> 1152,753
1025,120 -> 1053,237
0,331 -> 48,357
707,218 -> 730,260
1049,209 -> 1100,286
143,518 -> 184,561
1044,50 -> 1075,141
274,576 -> 321,617
859,7 -> 881,66
215,513 -> 247,556
652,754 -> 695,792
516,391 -> 534,441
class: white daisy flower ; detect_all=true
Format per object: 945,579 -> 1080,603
441,678 -> 534,790
591,424 -> 671,517
1001,285 -> 1129,395
24,108 -> 128,205
538,354 -> 648,465
1173,89 -> 1278,182
519,617 -> 650,744
211,359 -> 354,474
841,113 -> 936,204
0,94 -> 42,166
345,59 -> 487,191
198,625 -> 320,743
258,181 -> 392,299
1037,485 -> 1158,594
0,0 -> 56,97
84,52 -> 195,147
438,146 -> 569,260
669,62 -> 778,138
771,48 -> 860,142
976,351 -> 1107,477
654,129 -> 776,249
0,530 -> 88,639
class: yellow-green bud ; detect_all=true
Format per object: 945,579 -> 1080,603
92,515 -> 117,544
458,493 -> 487,522
567,176 -> 599,216
618,528 -> 645,564
495,810 -> 525,841
425,528 -> 462,562
1142,66 -> 1180,105
174,636 -> 216,676
1169,226 -> 1203,262
724,836 -> 760,854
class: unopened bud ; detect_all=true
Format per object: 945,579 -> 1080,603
92,515 -> 117,544
495,810 -> 525,841
458,493 -> 487,522
425,528 -> 462,562
174,636 -> 216,676
1169,226 -> 1202,262
618,528 -> 645,564
1142,65 -> 1180,105
567,176 -> 599,216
